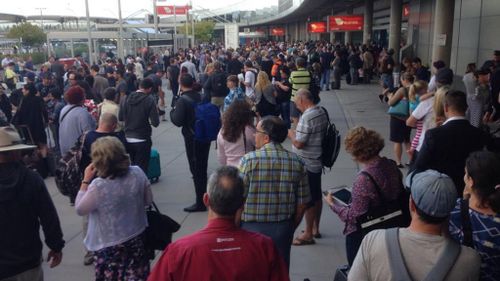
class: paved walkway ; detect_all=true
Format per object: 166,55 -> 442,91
41,80 -> 409,281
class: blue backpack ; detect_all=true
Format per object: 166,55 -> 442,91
185,96 -> 221,143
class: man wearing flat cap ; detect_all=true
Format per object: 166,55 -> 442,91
349,170 -> 480,281
0,126 -> 65,281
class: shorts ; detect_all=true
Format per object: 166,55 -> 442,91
290,101 -> 301,119
389,116 -> 411,143
307,170 -> 322,207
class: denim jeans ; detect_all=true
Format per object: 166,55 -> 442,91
184,136 -> 211,205
241,220 -> 295,270
350,67 -> 359,85
127,139 -> 152,174
345,230 -> 364,266
280,101 -> 291,129
320,69 -> 331,90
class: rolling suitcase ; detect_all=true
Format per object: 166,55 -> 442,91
147,149 -> 161,183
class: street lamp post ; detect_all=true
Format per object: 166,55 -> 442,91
36,8 -> 47,60
85,0 -> 94,65
118,0 -> 124,60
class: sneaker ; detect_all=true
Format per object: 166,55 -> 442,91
183,203 -> 207,212
83,251 -> 94,266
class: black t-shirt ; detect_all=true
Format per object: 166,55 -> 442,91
320,52 -> 333,70
275,80 -> 292,103
227,59 -> 243,76
147,74 -> 162,95
81,130 -> 127,169
382,56 -> 395,75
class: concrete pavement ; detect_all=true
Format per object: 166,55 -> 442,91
40,80 -> 409,281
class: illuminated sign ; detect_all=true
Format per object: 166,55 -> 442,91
271,27 -> 285,36
308,22 -> 327,33
156,5 -> 191,15
328,15 -> 364,31
403,4 -> 410,17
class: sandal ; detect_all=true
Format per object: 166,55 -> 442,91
300,230 -> 322,239
292,237 -> 316,246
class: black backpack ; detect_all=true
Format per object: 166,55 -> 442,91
211,72 -> 228,97
320,107 -> 341,169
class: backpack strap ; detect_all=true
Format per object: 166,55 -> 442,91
243,129 -> 247,154
422,239 -> 461,281
386,227 -> 462,281
460,198 -> 474,248
385,228 -> 413,281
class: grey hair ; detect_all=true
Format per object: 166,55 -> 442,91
206,166 -> 245,216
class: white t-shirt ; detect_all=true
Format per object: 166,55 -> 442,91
411,97 -> 436,151
348,228 -> 481,281
244,70 -> 256,98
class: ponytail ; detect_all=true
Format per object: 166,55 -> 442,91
466,151 -> 500,213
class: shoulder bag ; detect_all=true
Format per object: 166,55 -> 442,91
355,171 -> 410,236
144,201 -> 181,256
387,88 -> 410,118
460,198 -> 474,248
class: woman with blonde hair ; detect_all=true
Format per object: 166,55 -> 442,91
255,71 -> 278,117
407,80 -> 428,162
75,136 -> 152,280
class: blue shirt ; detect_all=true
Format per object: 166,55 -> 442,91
449,199 -> 500,281
223,87 -> 245,111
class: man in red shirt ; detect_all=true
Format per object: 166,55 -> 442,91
148,166 -> 289,281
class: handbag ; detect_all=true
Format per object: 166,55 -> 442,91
387,87 -> 410,118
387,99 -> 409,118
144,201 -> 181,253
355,171 -> 410,236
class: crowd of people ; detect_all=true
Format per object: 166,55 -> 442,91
0,39 -> 499,281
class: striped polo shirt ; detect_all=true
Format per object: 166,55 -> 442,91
289,68 -> 311,101
293,106 -> 328,173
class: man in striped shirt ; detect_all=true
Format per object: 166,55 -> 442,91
288,89 -> 328,246
289,58 -> 311,128
239,116 -> 310,269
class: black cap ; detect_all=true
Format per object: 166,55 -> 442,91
432,60 -> 446,70
476,68 -> 490,76
494,50 -> 500,56
436,68 -> 454,85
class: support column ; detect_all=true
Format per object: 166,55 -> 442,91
329,8 -> 334,43
363,0 -> 374,44
389,0 -> 402,64
431,0 -> 455,67
70,39 -> 75,57
295,21 -> 299,41
285,23 -> 289,42
305,21 -> 310,42
345,8 -> 353,44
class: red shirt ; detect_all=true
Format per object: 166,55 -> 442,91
147,218 -> 290,281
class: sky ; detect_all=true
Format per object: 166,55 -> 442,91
2,0 -> 277,18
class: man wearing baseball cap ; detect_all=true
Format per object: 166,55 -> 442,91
0,126 -> 65,280
349,170 -> 480,281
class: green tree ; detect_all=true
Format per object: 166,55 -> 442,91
7,22 -> 46,46
179,20 -> 215,42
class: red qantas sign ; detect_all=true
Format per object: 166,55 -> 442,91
328,15 -> 364,31
271,27 -> 285,36
308,22 -> 327,33
156,5 -> 191,15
